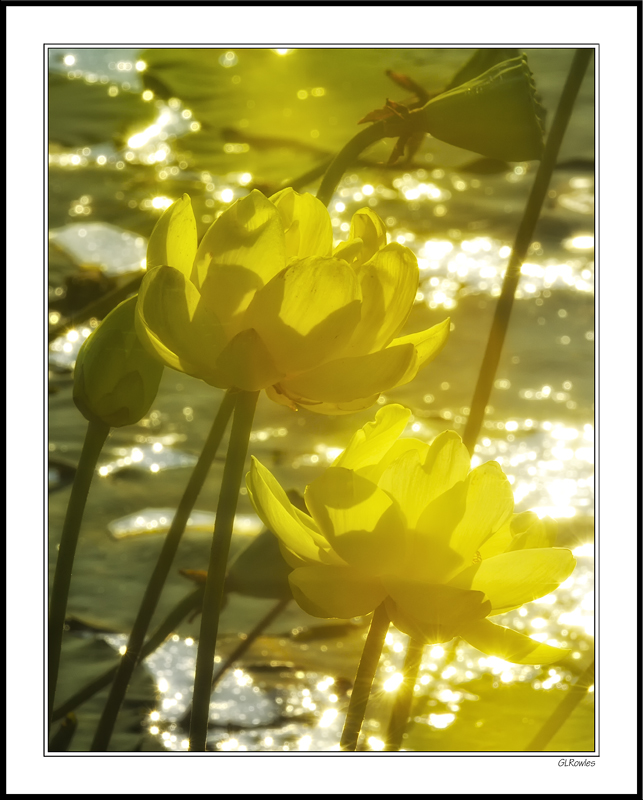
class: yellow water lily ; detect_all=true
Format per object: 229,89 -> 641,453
247,404 -> 576,665
135,189 -> 450,414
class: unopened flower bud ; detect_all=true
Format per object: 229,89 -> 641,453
411,55 -> 545,161
73,296 -> 163,427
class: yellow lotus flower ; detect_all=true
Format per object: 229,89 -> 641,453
135,189 -> 449,414
73,296 -> 163,427
247,404 -> 576,665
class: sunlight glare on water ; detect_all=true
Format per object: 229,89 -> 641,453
48,48 -> 594,753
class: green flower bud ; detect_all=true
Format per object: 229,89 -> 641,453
73,296 -> 163,427
412,55 -> 545,161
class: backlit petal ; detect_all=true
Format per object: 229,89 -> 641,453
385,583 -> 490,644
478,518 -> 514,559
389,318 -> 451,387
449,548 -> 576,614
334,404 -> 411,471
361,437 -> 428,484
244,256 -> 361,375
279,343 -> 415,404
270,188 -> 333,258
289,564 -> 386,619
346,208 -> 387,265
366,431 -> 468,525
479,512 -> 557,558
265,384 -> 381,415
341,243 -> 418,356
146,194 -> 197,276
422,430 -> 471,504
418,461 -> 514,565
213,328 -> 283,391
460,618 -> 571,665
508,515 -> 558,551
305,467 -> 406,575
192,190 -> 286,333
136,265 -> 227,385
246,457 -> 338,564
378,448 -> 433,528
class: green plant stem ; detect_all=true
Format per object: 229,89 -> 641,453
384,638 -> 424,751
48,712 -> 78,752
52,586 -> 204,723
90,391 -> 235,751
316,121 -> 389,207
48,418 -> 110,728
189,390 -> 259,751
179,596 -> 290,731
340,602 -> 391,752
526,659 -> 595,750
462,48 -> 592,454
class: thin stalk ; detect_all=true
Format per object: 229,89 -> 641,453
48,712 -> 78,752
526,659 -> 595,750
384,638 -> 424,751
316,121 -> 388,208
189,390 -> 259,751
179,596 -> 290,731
48,419 -> 110,727
90,391 -> 235,751
52,586 -> 204,723
340,602 -> 391,752
462,48 -> 592,454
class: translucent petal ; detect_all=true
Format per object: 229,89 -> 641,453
411,480 -> 469,582
384,583 -> 490,644
333,238 -> 364,264
460,618 -> 571,665
136,265 -> 227,385
212,328 -> 283,391
389,318 -> 451,387
417,461 -> 514,566
422,430 -> 471,504
449,548 -> 576,614
341,243 -> 418,356
378,448 -> 433,528
289,564 -> 386,619
270,188 -> 333,259
243,256 -> 361,375
264,383 -> 380,415
478,518 -> 514,559
246,457 -> 339,564
191,190 -> 286,333
348,208 -> 387,265
305,467 -> 406,575
278,343 -> 415,404
359,437 -> 428,484
146,194 -> 197,276
334,403 -> 411,471
508,515 -> 558,551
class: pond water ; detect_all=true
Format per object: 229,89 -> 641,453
48,47 -> 594,752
